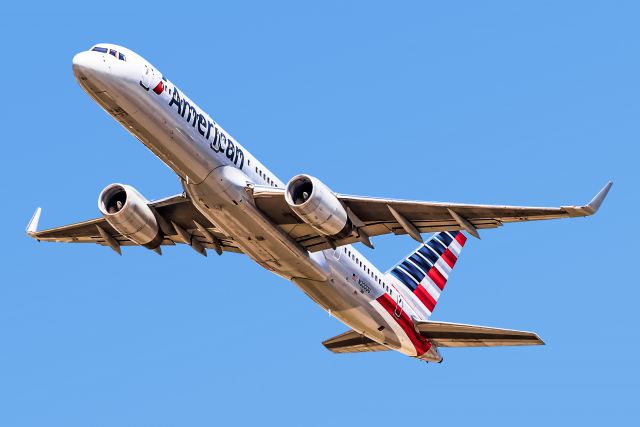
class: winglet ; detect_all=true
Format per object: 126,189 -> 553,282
26,207 -> 42,236
586,180 -> 613,214
563,181 -> 613,216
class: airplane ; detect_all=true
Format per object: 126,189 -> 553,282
26,43 -> 612,363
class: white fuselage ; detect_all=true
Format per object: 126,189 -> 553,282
72,44 -> 439,361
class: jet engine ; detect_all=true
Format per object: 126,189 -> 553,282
98,183 -> 162,248
285,175 -> 353,238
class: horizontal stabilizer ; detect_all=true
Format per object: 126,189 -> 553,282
413,320 -> 544,347
322,330 -> 390,354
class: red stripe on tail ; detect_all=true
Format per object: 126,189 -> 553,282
455,233 -> 467,245
427,267 -> 447,290
414,285 -> 437,312
441,248 -> 457,268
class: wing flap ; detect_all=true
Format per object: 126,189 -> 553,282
322,330 -> 390,354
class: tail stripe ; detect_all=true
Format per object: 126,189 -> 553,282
400,261 -> 426,283
449,233 -> 467,257
433,235 -> 448,250
435,257 -> 452,278
438,232 -> 455,245
427,267 -> 447,290
441,249 -> 457,268
417,246 -> 439,265
391,267 -> 418,290
386,231 -> 467,317
422,280 -> 442,300
426,238 -> 446,255
409,253 -> 432,274
414,285 -> 437,311
448,242 -> 461,257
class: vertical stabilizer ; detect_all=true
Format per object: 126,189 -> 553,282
386,231 -> 467,318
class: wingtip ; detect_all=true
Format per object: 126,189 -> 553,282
587,180 -> 613,214
562,181 -> 613,216
26,207 -> 42,236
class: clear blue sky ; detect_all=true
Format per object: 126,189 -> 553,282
1,1 -> 637,425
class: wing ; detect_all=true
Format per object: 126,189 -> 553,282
322,330 -> 391,354
414,320 -> 544,347
26,194 -> 242,255
252,181 -> 612,252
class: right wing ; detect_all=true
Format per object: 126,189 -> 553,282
253,181 -> 613,252
26,194 -> 242,255
413,320 -> 544,347
322,330 -> 391,354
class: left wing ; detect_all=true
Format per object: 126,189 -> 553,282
26,194 -> 242,255
252,181 -> 612,252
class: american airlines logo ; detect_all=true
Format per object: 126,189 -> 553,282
162,86 -> 245,170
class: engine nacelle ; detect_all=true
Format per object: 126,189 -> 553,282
285,175 -> 353,238
98,184 -> 162,248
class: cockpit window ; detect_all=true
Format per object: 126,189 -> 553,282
90,46 -> 127,61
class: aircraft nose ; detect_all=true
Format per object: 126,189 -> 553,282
72,50 -> 110,82
72,51 -> 96,73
